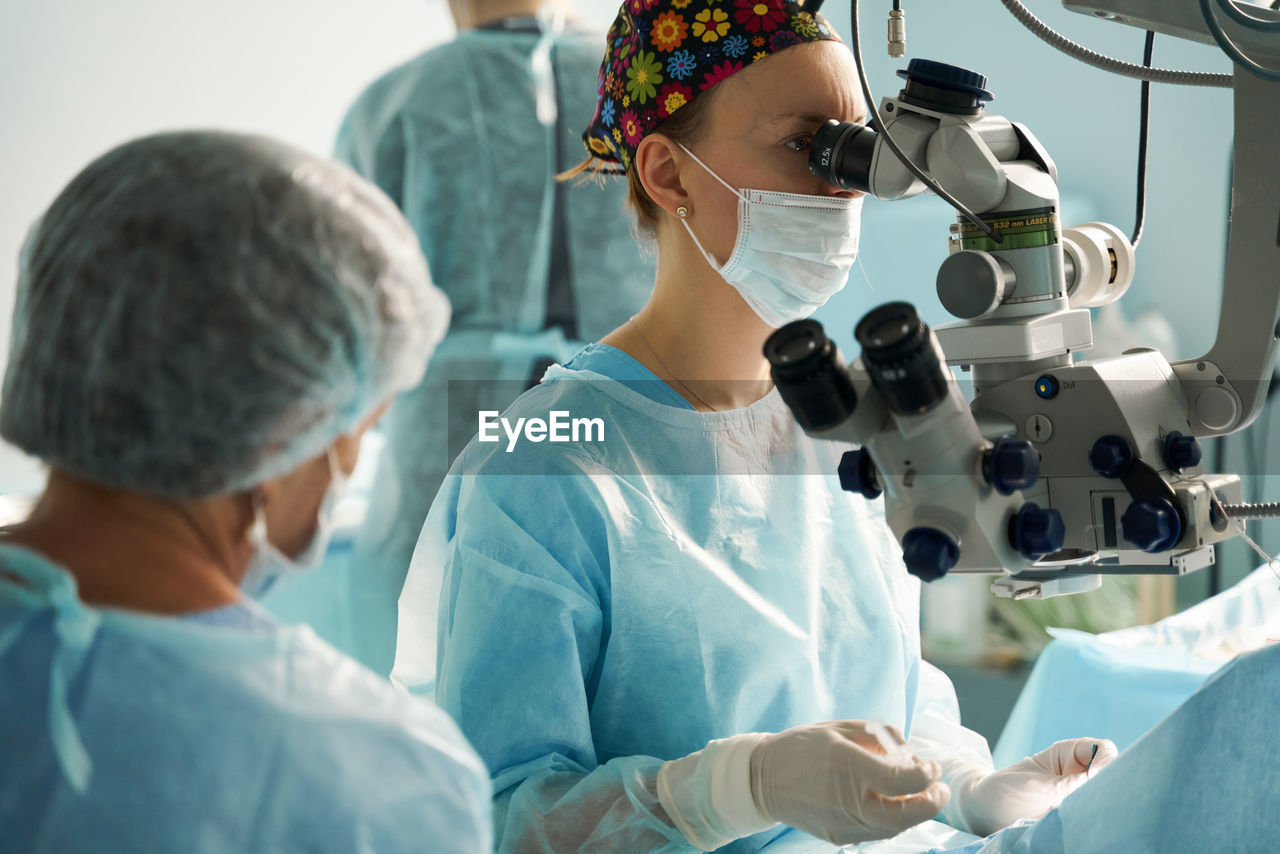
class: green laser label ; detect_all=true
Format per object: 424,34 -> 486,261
958,207 -> 1060,252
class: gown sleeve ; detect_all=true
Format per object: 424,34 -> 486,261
399,454 -> 699,853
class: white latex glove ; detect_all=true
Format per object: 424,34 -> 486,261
951,737 -> 1119,837
656,721 -> 950,851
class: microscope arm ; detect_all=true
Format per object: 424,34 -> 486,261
1059,1 -> 1280,435
1171,70 -> 1280,437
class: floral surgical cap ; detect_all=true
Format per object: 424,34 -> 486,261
582,0 -> 840,171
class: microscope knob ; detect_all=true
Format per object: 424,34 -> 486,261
984,436 -> 1040,495
1009,502 -> 1066,561
1121,498 -> 1184,553
838,448 -> 883,499
902,527 -> 960,582
936,250 -> 1013,319
1163,431 -> 1203,472
1089,435 -> 1134,479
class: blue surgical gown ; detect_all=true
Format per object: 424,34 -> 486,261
334,26 -> 654,674
395,345 -> 978,852
0,544 -> 491,854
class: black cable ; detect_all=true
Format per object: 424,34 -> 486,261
1200,0 -> 1280,82
1210,434 -> 1225,596
849,0 -> 1002,242
892,0 -> 901,10
1131,32 -> 1155,249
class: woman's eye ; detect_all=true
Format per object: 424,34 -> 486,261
784,136 -> 811,152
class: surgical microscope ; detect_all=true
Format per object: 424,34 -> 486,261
767,0 -> 1280,598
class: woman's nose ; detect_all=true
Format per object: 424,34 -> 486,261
813,178 -> 864,200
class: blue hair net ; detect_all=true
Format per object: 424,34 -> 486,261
0,131 -> 448,499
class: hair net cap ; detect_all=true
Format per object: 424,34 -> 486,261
0,131 -> 449,500
582,0 -> 842,170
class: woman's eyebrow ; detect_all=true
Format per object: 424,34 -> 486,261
766,109 -> 868,126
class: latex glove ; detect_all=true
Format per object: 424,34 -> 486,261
952,737 -> 1119,837
656,722 -> 950,851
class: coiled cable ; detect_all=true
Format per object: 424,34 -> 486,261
999,0 -> 1232,87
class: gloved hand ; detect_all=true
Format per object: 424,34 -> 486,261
950,737 -> 1119,837
656,721 -> 950,851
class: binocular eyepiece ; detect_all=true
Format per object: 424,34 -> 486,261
809,119 -> 876,194
765,303 -> 949,433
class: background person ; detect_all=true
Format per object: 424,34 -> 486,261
335,0 -> 654,676
0,131 -> 489,853
395,1 -> 1115,851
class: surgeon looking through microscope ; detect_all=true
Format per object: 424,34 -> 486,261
395,1 -> 1120,851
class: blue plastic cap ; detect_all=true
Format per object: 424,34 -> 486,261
1121,498 -> 1184,553
896,59 -> 993,101
1089,435 -> 1134,479
1010,502 -> 1066,560
985,437 -> 1040,496
838,448 -> 883,499
902,527 -> 960,582
1164,431 -> 1203,472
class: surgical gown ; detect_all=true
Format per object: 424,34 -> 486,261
0,544 -> 491,854
395,345 -> 988,852
334,26 -> 654,674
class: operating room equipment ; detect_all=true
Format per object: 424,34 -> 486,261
768,0 -> 1280,598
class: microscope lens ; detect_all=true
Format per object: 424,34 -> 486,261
764,320 -> 858,431
855,302 -> 948,415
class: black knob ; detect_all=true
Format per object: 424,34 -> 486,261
765,320 -> 857,431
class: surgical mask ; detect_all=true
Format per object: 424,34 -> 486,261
241,446 -> 349,599
678,143 -> 864,328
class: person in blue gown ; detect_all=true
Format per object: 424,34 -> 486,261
334,0 -> 654,674
0,131 -> 490,853
395,1 -> 1118,851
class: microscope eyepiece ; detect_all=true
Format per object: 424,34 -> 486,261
854,302 -> 948,415
809,119 -> 876,194
765,319 -> 857,431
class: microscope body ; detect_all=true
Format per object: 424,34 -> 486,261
781,60 -> 1248,597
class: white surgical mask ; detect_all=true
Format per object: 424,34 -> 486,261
241,446 -> 349,598
678,143 -> 864,328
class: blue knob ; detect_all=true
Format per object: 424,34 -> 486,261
984,436 -> 1040,496
897,59 -> 993,102
902,527 -> 960,582
1163,431 -> 1203,472
1034,375 -> 1059,399
838,448 -> 883,499
1121,498 -> 1184,553
1009,503 -> 1066,560
1089,435 -> 1134,479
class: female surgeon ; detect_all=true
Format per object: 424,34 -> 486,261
395,2 -> 1117,851
0,132 -> 489,852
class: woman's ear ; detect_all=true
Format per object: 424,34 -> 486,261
331,401 -> 389,477
634,133 -> 690,218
